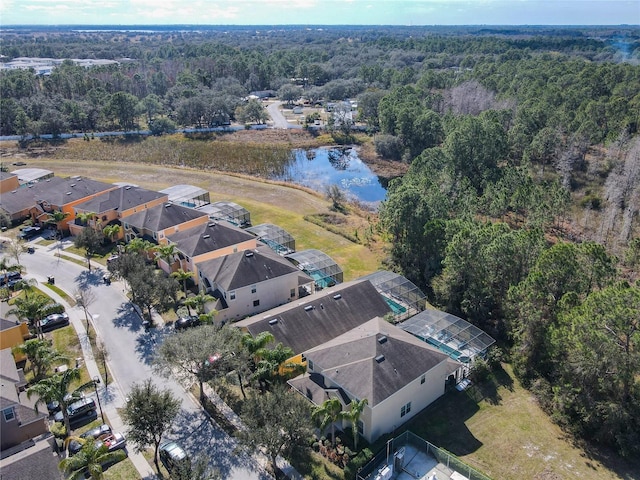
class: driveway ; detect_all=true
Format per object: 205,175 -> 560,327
11,241 -> 270,480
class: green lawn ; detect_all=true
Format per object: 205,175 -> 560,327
404,364 -> 639,480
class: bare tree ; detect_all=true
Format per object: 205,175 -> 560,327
75,287 -> 96,332
96,339 -> 110,386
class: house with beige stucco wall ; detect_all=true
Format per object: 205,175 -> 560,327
289,318 -> 461,444
196,245 -> 314,322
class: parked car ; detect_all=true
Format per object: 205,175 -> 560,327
159,441 -> 191,476
80,423 -> 111,440
18,226 -> 42,240
66,408 -> 98,429
40,312 -> 69,332
174,315 -> 200,331
54,397 -> 96,424
0,271 -> 21,286
47,392 -> 84,415
68,424 -> 114,456
96,432 -> 126,452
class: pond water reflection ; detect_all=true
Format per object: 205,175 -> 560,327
273,147 -> 387,209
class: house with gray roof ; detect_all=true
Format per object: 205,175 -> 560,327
165,220 -> 258,284
196,246 -> 314,322
69,186 -> 169,240
0,349 -> 48,453
289,317 -> 461,443
0,176 -> 117,228
235,279 -> 392,354
122,202 -> 209,245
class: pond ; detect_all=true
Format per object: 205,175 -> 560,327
273,147 -> 387,210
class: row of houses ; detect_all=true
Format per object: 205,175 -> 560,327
0,168 -> 495,447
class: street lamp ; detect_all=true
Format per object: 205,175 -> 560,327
93,376 -> 105,423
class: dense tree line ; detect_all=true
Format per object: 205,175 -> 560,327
0,26 -> 638,137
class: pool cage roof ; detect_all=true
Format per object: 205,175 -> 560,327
285,249 -> 343,289
198,201 -> 251,227
399,309 -> 495,363
246,223 -> 295,255
359,271 -> 427,319
160,184 -> 210,208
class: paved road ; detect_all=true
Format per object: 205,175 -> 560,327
14,240 -> 270,480
266,101 -> 296,129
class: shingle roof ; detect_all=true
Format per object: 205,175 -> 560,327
167,220 -> 256,258
125,203 -> 207,233
196,246 -> 311,290
0,441 -> 63,480
304,317 -> 459,406
74,185 -> 167,214
235,280 -> 392,354
0,176 -> 115,215
0,318 -> 20,331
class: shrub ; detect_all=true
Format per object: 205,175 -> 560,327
374,134 -> 403,161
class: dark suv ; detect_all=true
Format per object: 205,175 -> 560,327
19,226 -> 42,240
54,397 -> 96,424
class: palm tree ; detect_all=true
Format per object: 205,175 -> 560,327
241,331 -> 275,363
75,211 -> 96,227
27,368 -> 81,435
171,268 -> 193,297
59,439 -> 126,479
183,291 -> 214,316
312,397 -> 345,446
46,210 -> 71,238
125,237 -> 154,257
154,243 -> 176,264
14,338 -> 68,381
346,398 -> 368,450
102,224 -> 121,244
8,291 -> 51,339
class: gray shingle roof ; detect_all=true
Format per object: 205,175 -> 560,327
74,186 -> 167,214
167,220 -> 256,258
125,203 -> 207,233
304,317 -> 459,406
196,246 -> 310,290
0,176 -> 115,215
236,280 -> 392,354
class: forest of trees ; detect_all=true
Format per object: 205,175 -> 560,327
1,25 -> 639,459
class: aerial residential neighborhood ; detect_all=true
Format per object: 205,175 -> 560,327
1,168 -> 493,480
1,14 -> 639,480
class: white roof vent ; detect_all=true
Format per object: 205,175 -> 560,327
203,234 -> 210,239
245,252 -> 254,257
333,294 -> 342,300
304,305 -> 314,312
268,318 -> 278,325
378,335 -> 387,344
375,354 -> 385,363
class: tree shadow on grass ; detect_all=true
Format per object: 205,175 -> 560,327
468,365 -> 514,406
407,389 -> 483,457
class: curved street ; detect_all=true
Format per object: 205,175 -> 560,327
10,238 -> 271,480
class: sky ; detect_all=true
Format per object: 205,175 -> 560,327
0,0 -> 638,26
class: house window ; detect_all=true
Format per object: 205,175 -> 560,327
251,285 -> 257,294
229,291 -> 236,301
290,288 -> 296,298
357,420 -> 364,436
308,360 -> 314,371
3,407 -> 15,422
420,375 -> 426,385
400,402 -> 412,417
253,299 -> 260,307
